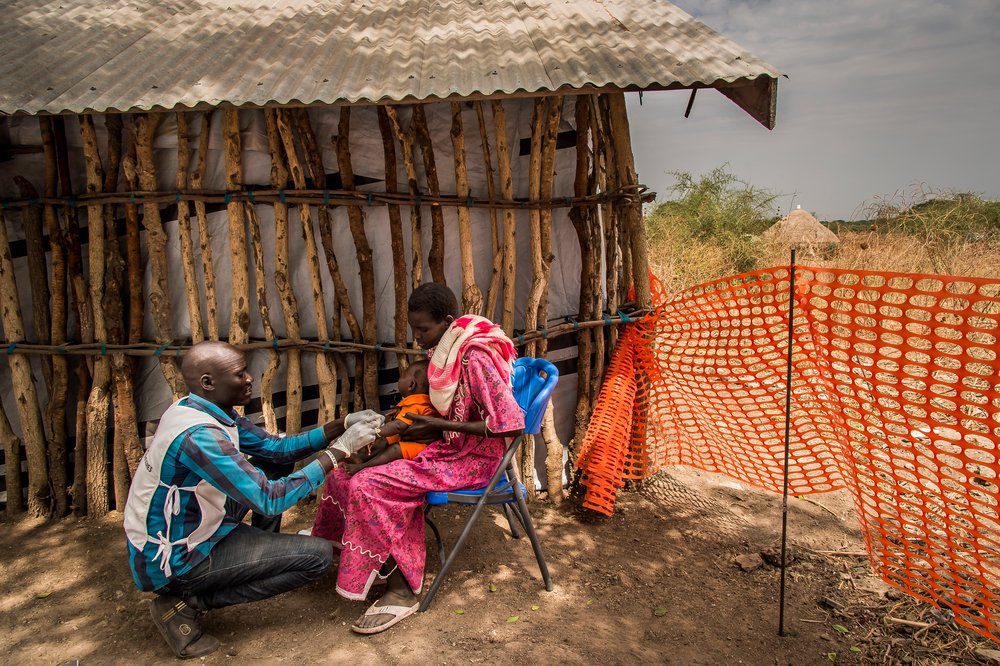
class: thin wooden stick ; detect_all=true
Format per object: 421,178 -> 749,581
54,115 -> 92,515
12,177 -> 50,382
0,210 -> 50,517
39,116 -> 69,516
222,108 -> 251,352
134,113 -> 185,397
384,106 -> 424,291
451,102 -> 484,315
175,112 -> 204,343
491,100 -> 516,334
334,107 -> 379,408
245,202 -> 281,432
263,109 -> 302,433
80,114 -> 111,516
0,403 -> 22,517
569,95 -> 594,462
275,109 -> 337,422
607,93 -> 650,309
591,95 -> 610,404
535,96 -> 562,357
377,106 -> 410,370
476,101 -> 502,321
191,111 -> 219,340
102,113 -> 139,506
413,104 -> 445,284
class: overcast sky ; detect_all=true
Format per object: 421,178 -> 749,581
627,0 -> 1000,221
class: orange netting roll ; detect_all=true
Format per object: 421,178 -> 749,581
575,266 -> 1000,642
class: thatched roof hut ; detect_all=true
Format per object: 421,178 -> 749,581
765,206 -> 839,253
0,0 -> 779,517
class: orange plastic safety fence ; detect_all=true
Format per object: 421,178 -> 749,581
575,266 -> 1000,642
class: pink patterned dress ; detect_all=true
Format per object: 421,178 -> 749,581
311,348 -> 525,600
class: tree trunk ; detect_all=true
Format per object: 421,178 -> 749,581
384,106 -> 424,292
451,102 -> 484,315
191,111 -> 219,340
134,113 -> 185,396
412,105 -> 445,284
491,100 -> 516,334
222,109 -> 251,350
175,112 -> 205,343
476,102 -> 502,322
263,109 -> 302,433
245,203 -> 281,432
79,114 -> 111,517
334,108 -> 379,408
0,210 -> 50,517
38,116 -> 69,517
377,107 -> 410,370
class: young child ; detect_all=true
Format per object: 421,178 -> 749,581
344,360 -> 438,475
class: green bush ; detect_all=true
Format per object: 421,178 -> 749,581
645,166 -> 779,285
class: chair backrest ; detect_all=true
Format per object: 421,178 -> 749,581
511,357 -> 559,436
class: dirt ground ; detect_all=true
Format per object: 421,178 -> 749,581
2,468 -> 997,665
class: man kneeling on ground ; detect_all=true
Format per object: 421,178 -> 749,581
124,341 -> 383,659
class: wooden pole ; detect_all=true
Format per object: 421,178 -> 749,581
592,95 -> 611,404
263,109 -> 302,433
53,115 -> 92,515
535,96 -> 562,357
101,113 -> 139,507
523,97 -> 546,363
134,113 -> 186,397
475,102 -> 502,322
569,95 -> 594,461
222,109 -> 251,351
175,112 -> 204,343
38,116 -> 69,516
334,108 -> 379,408
377,107 -> 410,370
80,114 -> 111,516
245,202 -> 281,432
0,404 -> 22,517
12,177 -> 50,382
491,100 -> 516,334
190,111 -> 220,340
275,109 -> 337,422
292,109 -> 367,416
607,93 -> 650,309
519,97 -> 546,492
0,209 -> 50,517
120,121 -> 148,476
413,104 -> 445,285
450,102 -> 484,315
384,106 -> 424,291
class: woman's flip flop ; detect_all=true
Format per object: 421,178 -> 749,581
350,600 -> 419,635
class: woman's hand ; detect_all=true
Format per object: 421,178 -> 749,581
402,414 -> 448,443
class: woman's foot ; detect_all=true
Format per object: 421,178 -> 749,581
351,568 -> 419,634
350,588 -> 419,634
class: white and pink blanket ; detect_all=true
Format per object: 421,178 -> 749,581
428,315 -> 517,414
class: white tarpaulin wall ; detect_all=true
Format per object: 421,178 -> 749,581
0,97 -> 587,500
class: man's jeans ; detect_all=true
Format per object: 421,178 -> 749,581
162,459 -> 332,610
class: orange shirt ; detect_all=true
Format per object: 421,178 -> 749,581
387,394 -> 438,460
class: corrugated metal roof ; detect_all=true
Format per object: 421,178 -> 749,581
0,0 -> 780,126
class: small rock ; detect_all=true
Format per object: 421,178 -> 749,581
226,648 -> 239,657
735,553 -> 763,572
761,545 -> 798,567
975,649 -> 1000,665
113,590 -> 125,600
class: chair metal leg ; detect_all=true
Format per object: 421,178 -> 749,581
502,504 -> 521,539
512,483 -> 553,591
419,442 -> 519,612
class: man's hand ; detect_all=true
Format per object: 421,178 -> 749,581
329,418 -> 382,457
345,409 -> 383,428
401,413 -> 447,444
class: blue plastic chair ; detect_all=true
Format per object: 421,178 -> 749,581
419,357 -> 557,611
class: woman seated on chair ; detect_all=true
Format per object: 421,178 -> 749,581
310,282 -> 524,634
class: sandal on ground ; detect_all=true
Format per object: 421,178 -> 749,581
350,600 -> 419,635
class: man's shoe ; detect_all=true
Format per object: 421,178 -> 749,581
149,595 -> 220,659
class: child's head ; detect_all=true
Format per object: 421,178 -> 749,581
398,360 -> 430,398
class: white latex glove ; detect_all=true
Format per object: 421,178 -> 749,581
329,420 -> 380,457
345,409 -> 384,428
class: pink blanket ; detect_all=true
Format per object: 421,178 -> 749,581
428,315 -> 516,415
